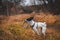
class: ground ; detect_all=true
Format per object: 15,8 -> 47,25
0,12 -> 60,40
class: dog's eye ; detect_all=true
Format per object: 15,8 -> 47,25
26,19 -> 32,21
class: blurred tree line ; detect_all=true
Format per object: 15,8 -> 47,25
0,0 -> 60,16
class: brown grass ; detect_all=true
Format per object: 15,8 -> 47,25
0,12 -> 60,40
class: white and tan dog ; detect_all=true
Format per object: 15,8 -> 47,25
24,17 -> 47,36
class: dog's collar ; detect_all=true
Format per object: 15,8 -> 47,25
31,22 -> 35,27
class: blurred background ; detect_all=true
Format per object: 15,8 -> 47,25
0,0 -> 60,15
0,0 -> 60,40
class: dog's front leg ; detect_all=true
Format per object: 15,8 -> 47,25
38,27 -> 42,35
33,27 -> 40,35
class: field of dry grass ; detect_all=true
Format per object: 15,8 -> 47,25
0,12 -> 60,40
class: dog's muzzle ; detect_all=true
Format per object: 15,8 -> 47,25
24,19 -> 27,22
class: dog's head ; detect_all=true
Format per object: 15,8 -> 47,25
24,17 -> 34,22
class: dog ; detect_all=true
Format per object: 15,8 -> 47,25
24,17 -> 47,36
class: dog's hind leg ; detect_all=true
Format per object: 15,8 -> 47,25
42,27 -> 46,36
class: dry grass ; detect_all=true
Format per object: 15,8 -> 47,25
0,12 -> 60,40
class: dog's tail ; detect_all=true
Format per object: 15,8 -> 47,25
44,22 -> 46,24
44,22 -> 47,27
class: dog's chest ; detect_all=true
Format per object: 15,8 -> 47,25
31,22 -> 38,28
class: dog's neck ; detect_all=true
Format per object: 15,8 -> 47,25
28,20 -> 35,26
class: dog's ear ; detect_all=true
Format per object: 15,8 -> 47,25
29,17 -> 34,19
26,17 -> 34,21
